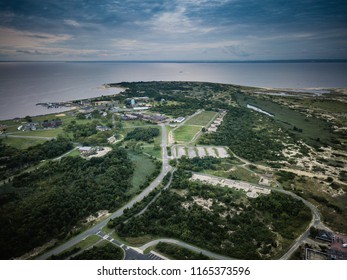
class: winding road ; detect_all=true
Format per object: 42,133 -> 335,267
36,118 -> 327,261
37,123 -> 171,260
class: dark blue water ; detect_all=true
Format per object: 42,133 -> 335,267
1,62 -> 347,120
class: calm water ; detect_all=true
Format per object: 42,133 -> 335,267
1,62 -> 347,120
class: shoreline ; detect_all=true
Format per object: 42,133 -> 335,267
1,82 -> 346,122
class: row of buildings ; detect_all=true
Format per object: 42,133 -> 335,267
121,112 -> 168,123
207,110 -> 227,133
17,119 -> 63,131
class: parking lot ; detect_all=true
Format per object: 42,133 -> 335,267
173,145 -> 230,159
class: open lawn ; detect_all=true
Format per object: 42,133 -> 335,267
128,152 -> 156,195
1,137 -> 47,149
185,111 -> 218,126
15,128 -> 65,138
205,165 -> 260,184
142,146 -> 162,159
122,120 -> 156,128
173,125 -> 201,143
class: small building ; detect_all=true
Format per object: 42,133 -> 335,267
315,230 -> 334,243
18,122 -> 39,131
107,135 -> 117,144
130,99 -> 136,106
42,119 -> 62,128
174,117 -> 185,123
133,106 -> 149,111
96,125 -> 111,132
79,146 -> 96,156
0,124 -> 7,132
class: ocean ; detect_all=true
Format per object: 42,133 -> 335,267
0,61 -> 347,120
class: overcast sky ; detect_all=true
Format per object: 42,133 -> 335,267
0,0 -> 346,61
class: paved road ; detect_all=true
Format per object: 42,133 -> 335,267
95,231 -> 162,260
37,124 -> 171,260
139,238 -> 234,260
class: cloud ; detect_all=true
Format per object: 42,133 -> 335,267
222,45 -> 250,57
146,6 -> 214,35
64,19 -> 81,28
0,27 -> 72,49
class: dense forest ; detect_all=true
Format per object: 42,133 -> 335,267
0,137 -> 73,180
177,156 -> 221,172
112,170 -> 311,259
71,243 -> 123,260
199,107 -> 287,162
125,127 -> 160,143
0,148 -> 136,259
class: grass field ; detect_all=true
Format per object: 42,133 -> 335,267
1,137 -> 47,149
185,111 -> 218,126
142,146 -> 161,159
67,149 -> 80,157
54,235 -> 101,259
15,128 -> 65,138
173,125 -> 201,143
128,152 -> 156,195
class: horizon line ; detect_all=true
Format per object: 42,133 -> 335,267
1,59 -> 347,63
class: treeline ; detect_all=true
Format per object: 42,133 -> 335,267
0,137 -> 73,180
64,121 -> 98,139
71,243 -> 123,260
199,107 -> 286,162
0,148 -> 134,259
125,127 -> 159,143
112,171 -> 311,259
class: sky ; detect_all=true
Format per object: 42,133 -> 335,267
0,0 -> 346,61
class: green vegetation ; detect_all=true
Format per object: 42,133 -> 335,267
0,148 -> 135,259
128,152 -> 157,195
1,137 -> 46,149
15,128 -> 64,138
178,156 -> 221,172
236,94 -> 337,148
0,137 -> 73,180
114,170 -> 311,259
71,242 -> 123,260
174,125 -> 201,143
205,166 -> 260,184
125,127 -> 160,143
50,235 -> 101,260
185,111 -> 217,126
155,242 -> 210,260
199,107 -> 286,162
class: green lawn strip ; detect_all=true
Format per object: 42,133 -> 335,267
153,242 -> 211,260
185,111 -> 218,126
50,235 -> 101,259
142,146 -> 161,159
202,165 -> 260,184
174,125 -> 201,143
67,149 -> 80,157
14,128 -> 65,138
1,137 -> 47,149
127,152 -> 156,195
